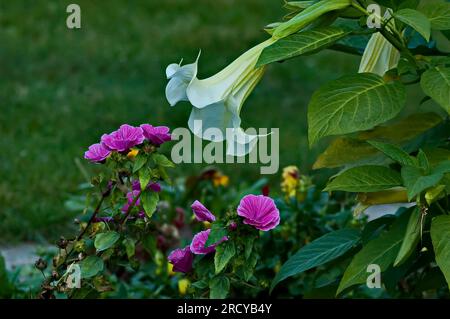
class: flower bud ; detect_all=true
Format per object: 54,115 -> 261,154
35,258 -> 47,271
57,236 -> 68,249
228,221 -> 237,231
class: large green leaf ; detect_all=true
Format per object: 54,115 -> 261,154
139,167 -> 151,190
394,207 -> 421,266
324,165 -> 402,192
401,166 -> 440,200
141,191 -> 159,218
337,213 -> 408,294
308,74 -> 406,146
132,155 -> 147,173
368,141 -> 416,166
209,276 -> 230,299
431,215 -> 450,289
420,67 -> 450,114
257,27 -> 350,66
214,241 -> 236,274
401,160 -> 450,200
273,0 -> 352,38
94,231 -> 120,252
313,113 -> 443,169
420,1 -> 450,30
395,8 -> 431,41
79,256 -> 104,279
313,137 -> 378,169
271,229 -> 360,291
152,153 -> 175,168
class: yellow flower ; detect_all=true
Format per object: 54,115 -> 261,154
203,221 -> 211,229
127,149 -> 139,159
281,166 -> 300,197
167,262 -> 176,276
212,172 -> 229,187
178,278 -> 190,295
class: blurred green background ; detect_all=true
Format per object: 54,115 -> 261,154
0,0 -> 359,243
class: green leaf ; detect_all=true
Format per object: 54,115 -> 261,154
244,236 -> 256,260
273,0 -> 352,38
241,252 -> 258,281
420,1 -> 450,30
313,137 -> 377,169
308,74 -> 406,146
191,280 -> 208,290
139,167 -> 151,190
123,238 -> 136,259
132,155 -> 147,173
417,149 -> 430,171
94,231 -> 120,252
337,213 -> 408,295
152,153 -> 175,168
395,9 -> 431,41
368,141 -> 416,166
209,276 -> 230,299
205,223 -> 228,247
271,229 -> 360,292
431,215 -> 450,289
141,191 -> 159,218
420,67 -> 450,114
324,165 -> 402,192
401,161 -> 450,200
313,113 -> 443,169
79,256 -> 104,279
257,26 -> 350,66
394,208 -> 421,266
214,242 -> 236,274
432,160 -> 450,176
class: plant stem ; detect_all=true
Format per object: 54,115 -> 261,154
120,190 -> 143,226
77,191 -> 107,240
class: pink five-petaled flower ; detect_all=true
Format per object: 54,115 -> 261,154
84,143 -> 111,163
191,200 -> 216,222
190,229 -> 227,255
101,124 -> 145,152
168,246 -> 193,273
140,124 -> 172,146
237,194 -> 280,231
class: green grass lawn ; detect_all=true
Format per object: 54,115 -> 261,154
0,0 -> 360,243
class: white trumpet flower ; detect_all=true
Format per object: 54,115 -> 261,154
359,10 -> 400,76
165,38 -> 276,156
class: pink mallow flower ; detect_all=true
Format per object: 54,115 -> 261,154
191,200 -> 216,222
140,124 -> 171,146
84,143 -> 111,163
101,124 -> 145,152
168,246 -> 194,273
190,229 -> 227,255
237,194 -> 280,231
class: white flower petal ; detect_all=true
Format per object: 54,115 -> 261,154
164,53 -> 200,106
188,101 -> 236,142
166,63 -> 181,79
186,38 -> 275,109
165,76 -> 190,106
225,127 -> 259,157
